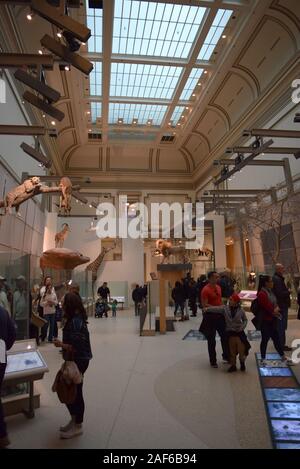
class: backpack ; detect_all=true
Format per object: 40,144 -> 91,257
250,298 -> 262,331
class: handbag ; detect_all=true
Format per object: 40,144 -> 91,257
31,313 -> 47,329
52,367 -> 77,404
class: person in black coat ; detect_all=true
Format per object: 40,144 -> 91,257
172,281 -> 185,321
188,279 -> 198,316
272,264 -> 291,351
197,275 -> 208,309
0,305 -> 16,448
132,285 -> 144,316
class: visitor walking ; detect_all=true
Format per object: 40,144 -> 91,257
224,293 -> 250,372
257,275 -> 293,366
40,276 -> 58,343
188,279 -> 198,316
272,264 -> 291,351
199,271 -> 229,368
132,284 -> 143,316
54,293 -> 92,439
172,281 -> 185,321
0,305 -> 16,448
97,282 -> 110,302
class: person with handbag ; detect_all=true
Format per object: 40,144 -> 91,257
0,305 -> 16,448
257,275 -> 294,366
53,293 -> 92,439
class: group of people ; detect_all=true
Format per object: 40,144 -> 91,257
0,277 -> 93,448
196,264 -> 295,370
171,270 -> 235,322
95,282 -> 118,318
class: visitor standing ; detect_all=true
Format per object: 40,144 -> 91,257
13,275 -> 28,339
40,276 -> 58,343
257,275 -> 293,366
218,270 -> 235,304
200,271 -> 229,368
171,281 -> 185,321
188,279 -> 198,317
272,264 -> 291,351
0,305 -> 16,448
97,282 -> 110,302
54,293 -> 92,439
132,285 -> 143,316
224,293 -> 250,372
0,277 -> 10,316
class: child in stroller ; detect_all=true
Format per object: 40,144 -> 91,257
95,298 -> 110,318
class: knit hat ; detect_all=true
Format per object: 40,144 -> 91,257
230,293 -> 241,303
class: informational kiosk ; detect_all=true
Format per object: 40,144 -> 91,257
3,339 -> 48,418
157,263 -> 192,334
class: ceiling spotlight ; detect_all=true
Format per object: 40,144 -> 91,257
132,119 -> 138,125
177,123 -> 181,126
222,34 -> 227,39
51,120 -> 56,126
57,31 -> 63,38
87,111 -> 91,115
192,93 -> 196,97
38,50 -> 43,55
221,165 -> 229,177
252,137 -> 261,149
42,114 -> 46,118
181,115 -> 184,119
185,107 -> 189,110
88,129 -> 92,132
204,70 -> 208,74
76,199 -> 79,203
147,119 -> 152,125
235,153 -> 244,166
26,12 -> 34,21
197,82 -> 202,86
168,121 -> 172,126
89,204 -> 92,208
64,65 -> 70,71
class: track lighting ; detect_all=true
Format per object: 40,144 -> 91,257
234,154 -> 244,166
221,166 -> 229,177
252,137 -> 262,149
27,12 -> 34,21
63,31 -> 81,52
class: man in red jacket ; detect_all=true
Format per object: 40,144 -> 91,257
200,271 -> 229,368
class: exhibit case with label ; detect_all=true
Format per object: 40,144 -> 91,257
2,339 -> 48,418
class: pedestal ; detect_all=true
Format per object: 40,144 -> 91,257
157,263 -> 192,334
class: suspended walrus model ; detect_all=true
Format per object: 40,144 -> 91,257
40,248 -> 90,271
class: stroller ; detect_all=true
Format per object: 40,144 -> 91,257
95,299 -> 110,318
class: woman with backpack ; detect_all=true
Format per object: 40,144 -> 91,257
257,275 -> 294,366
53,293 -> 92,439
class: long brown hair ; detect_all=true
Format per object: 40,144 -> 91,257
63,292 -> 88,322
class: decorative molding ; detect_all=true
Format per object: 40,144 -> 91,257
270,0 -> 300,31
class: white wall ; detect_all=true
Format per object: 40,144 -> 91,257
205,213 -> 227,270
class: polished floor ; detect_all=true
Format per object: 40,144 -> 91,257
5,310 -> 300,449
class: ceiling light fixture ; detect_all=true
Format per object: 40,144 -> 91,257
192,93 -> 196,97
64,65 -> 70,71
51,120 -> 56,126
26,12 -> 34,21
185,107 -> 189,110
204,70 -> 208,74
57,31 -> 63,38
38,50 -> 43,55
222,34 -> 227,39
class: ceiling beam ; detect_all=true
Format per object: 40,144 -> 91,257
201,196 -> 256,202
214,139 -> 273,185
225,146 -> 299,155
0,125 -> 45,135
204,189 -> 271,195
14,69 -> 60,102
20,142 -> 52,169
213,159 -> 285,166
31,0 -> 91,43
23,90 -> 65,121
244,129 -> 300,139
40,35 -> 93,75
0,53 -> 54,69
101,0 -> 114,144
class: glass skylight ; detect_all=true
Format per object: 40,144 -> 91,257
109,103 -> 168,125
86,1 -> 103,53
180,68 -> 203,101
198,9 -> 232,61
110,63 -> 182,99
170,106 -> 185,126
113,0 -> 207,58
90,62 -> 102,96
91,102 -> 102,123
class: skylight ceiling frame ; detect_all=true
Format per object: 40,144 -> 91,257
85,0 -> 242,142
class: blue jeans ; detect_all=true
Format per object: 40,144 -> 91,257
44,314 -> 55,342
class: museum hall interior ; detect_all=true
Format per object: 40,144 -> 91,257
0,0 -> 300,452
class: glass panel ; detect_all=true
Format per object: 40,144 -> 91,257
110,63 -> 182,99
113,0 -> 207,58
271,419 -> 300,441
265,388 -> 300,402
180,68 -> 203,101
197,9 -> 232,61
91,102 -> 102,123
109,102 -> 168,125
170,106 -> 185,126
268,402 -> 300,419
86,0 -> 103,53
90,62 -> 102,96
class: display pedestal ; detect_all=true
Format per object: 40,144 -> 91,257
157,263 -> 192,334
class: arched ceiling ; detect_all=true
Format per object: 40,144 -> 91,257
0,0 -> 299,190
